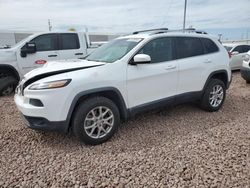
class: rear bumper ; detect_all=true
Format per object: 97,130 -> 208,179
23,115 -> 68,133
240,67 -> 250,81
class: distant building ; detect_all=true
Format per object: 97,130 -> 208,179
222,39 -> 250,45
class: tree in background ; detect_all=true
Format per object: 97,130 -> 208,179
69,28 -> 76,31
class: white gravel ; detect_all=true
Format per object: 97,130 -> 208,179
0,72 -> 250,187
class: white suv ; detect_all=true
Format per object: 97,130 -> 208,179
14,29 -> 231,145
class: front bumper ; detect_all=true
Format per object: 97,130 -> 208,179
22,115 -> 68,133
14,88 -> 73,133
240,67 -> 250,81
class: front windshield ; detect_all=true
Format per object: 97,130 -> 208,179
86,38 -> 142,63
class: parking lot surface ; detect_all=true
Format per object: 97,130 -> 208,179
0,72 -> 249,187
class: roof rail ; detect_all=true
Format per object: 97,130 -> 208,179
184,28 -> 207,34
151,28 -> 208,35
133,28 -> 168,34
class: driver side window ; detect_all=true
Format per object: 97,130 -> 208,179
30,34 -> 58,52
138,37 -> 174,63
233,46 -> 243,53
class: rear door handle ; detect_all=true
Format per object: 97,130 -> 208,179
48,54 -> 57,57
75,53 -> 83,55
165,65 -> 176,70
204,60 -> 212,64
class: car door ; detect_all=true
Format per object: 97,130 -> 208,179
58,33 -> 86,60
17,34 -> 60,75
127,37 -> 178,108
175,37 -> 210,94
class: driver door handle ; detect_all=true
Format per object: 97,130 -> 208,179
165,65 -> 176,70
48,54 -> 57,57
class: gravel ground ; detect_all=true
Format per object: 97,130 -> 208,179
0,72 -> 250,187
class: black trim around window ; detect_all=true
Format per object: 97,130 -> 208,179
129,36 -> 220,65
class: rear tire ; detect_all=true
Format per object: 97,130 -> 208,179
0,76 -> 18,96
72,96 -> 120,145
200,79 -> 226,112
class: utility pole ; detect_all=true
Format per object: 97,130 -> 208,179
218,34 -> 222,42
48,19 -> 52,31
183,0 -> 187,32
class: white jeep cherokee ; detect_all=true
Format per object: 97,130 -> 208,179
14,29 -> 232,145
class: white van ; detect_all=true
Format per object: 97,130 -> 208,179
0,32 -> 104,95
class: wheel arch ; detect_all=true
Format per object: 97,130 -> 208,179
0,64 -> 20,81
203,70 -> 229,92
66,87 -> 128,132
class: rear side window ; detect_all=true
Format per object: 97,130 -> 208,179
60,33 -> 80,50
30,34 -> 58,51
175,37 -> 204,59
138,37 -> 174,63
201,38 -> 219,54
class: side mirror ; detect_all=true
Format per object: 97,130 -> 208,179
231,51 -> 239,55
131,54 -> 151,65
20,42 -> 37,57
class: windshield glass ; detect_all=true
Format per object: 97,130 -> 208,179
86,38 -> 142,63
11,35 -> 34,48
224,46 -> 233,52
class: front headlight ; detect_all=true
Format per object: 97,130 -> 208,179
243,54 -> 250,62
29,79 -> 71,90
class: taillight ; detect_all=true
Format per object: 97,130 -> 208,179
228,52 -> 232,58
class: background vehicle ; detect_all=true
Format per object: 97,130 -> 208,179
223,43 -> 250,70
241,50 -> 250,83
0,32 -> 105,96
15,28 -> 231,145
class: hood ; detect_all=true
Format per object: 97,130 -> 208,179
0,49 -> 16,62
21,59 -> 106,92
24,59 -> 106,80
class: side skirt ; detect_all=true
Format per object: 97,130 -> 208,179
128,91 -> 203,117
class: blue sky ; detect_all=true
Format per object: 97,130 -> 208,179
0,0 -> 249,40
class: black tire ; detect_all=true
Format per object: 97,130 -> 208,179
246,80 -> 250,84
200,79 -> 226,112
72,96 -> 120,145
0,76 -> 18,96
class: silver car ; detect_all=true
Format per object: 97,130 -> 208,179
224,44 -> 250,70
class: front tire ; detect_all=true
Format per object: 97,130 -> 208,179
72,97 -> 120,145
200,79 -> 226,112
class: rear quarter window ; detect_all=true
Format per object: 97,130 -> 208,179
201,38 -> 219,54
175,37 -> 204,59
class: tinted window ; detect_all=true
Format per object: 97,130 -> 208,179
242,45 -> 250,53
201,38 -> 219,53
233,45 -> 243,53
30,34 -> 58,51
138,37 -> 174,63
175,37 -> 204,59
61,33 -> 80,50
